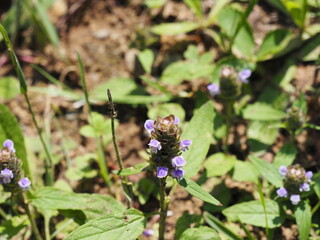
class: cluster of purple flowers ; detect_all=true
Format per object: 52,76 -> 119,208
207,68 -> 251,96
0,140 -> 31,191
276,165 -> 312,205
145,116 -> 192,180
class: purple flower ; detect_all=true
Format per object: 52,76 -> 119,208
3,139 -> 15,152
18,177 -> 31,191
290,194 -> 300,205
238,69 -> 251,83
0,168 -> 14,184
157,167 -> 168,178
174,117 -> 180,124
180,140 -> 192,151
143,229 -> 154,237
299,182 -> 310,192
171,168 -> 185,180
276,187 -> 288,197
207,83 -> 220,96
305,171 -> 313,181
171,156 -> 186,168
144,120 -> 154,134
279,166 -> 287,177
148,139 -> 162,153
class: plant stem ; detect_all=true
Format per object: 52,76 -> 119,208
44,215 -> 50,240
96,136 -> 110,186
159,178 -> 168,240
19,192 -> 43,240
107,89 -> 123,170
107,89 -> 133,207
0,207 -> 8,220
224,100 -> 233,153
311,201 -> 320,215
24,94 -> 54,186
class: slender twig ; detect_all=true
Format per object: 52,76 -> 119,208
19,192 -> 43,240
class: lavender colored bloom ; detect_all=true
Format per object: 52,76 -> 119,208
174,117 -> 180,124
180,140 -> 192,151
207,83 -> 220,96
238,69 -> 251,83
143,229 -> 154,237
148,139 -> 162,153
299,182 -> 310,192
276,187 -> 288,197
3,139 -> 15,152
290,194 -> 301,205
305,171 -> 313,181
171,168 -> 185,180
18,177 -> 31,191
279,166 -> 287,177
171,156 -> 186,168
0,168 -> 14,184
157,167 -> 168,178
144,120 -> 154,134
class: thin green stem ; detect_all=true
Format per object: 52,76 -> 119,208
159,178 -> 168,240
44,215 -> 50,240
311,201 -> 320,215
19,192 -> 43,240
77,52 -> 92,113
258,179 -> 269,240
224,100 -> 233,153
24,94 -> 54,186
0,207 -> 8,220
107,89 -> 123,170
96,136 -> 110,186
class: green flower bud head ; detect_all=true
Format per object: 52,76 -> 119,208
219,66 -> 241,101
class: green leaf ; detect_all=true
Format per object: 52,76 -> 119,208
179,178 -> 221,206
65,209 -> 145,240
273,143 -> 297,168
31,187 -> 125,220
29,0 -> 59,46
204,153 -> 236,177
0,104 -> 29,176
204,212 -> 243,240
0,215 -> 29,238
182,101 -> 214,178
148,103 -> 186,122
247,120 -> 279,145
145,0 -> 166,8
138,49 -> 154,74
0,24 -> 27,94
249,156 -> 282,187
233,23 -> 255,59
232,160 -> 259,183
222,200 -> 284,228
294,200 -> 311,240
207,0 -> 231,25
183,0 -> 203,19
175,213 -> 203,240
161,61 -> 214,85
0,76 -> 20,100
281,0 -> 307,28
30,86 -> 82,101
313,172 -> 320,199
90,78 -> 171,104
112,162 -> 149,176
179,226 -> 221,240
257,29 -> 293,61
151,22 -> 199,35
242,102 -> 286,121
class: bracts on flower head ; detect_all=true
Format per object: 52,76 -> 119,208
276,164 -> 312,205
0,139 -> 31,192
146,115 -> 191,180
